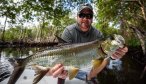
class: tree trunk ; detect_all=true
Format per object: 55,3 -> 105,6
1,16 -> 7,42
130,26 -> 146,55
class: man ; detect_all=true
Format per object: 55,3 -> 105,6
47,3 -> 128,83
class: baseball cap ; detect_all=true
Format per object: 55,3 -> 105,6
77,3 -> 93,14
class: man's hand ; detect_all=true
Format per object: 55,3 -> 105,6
111,47 -> 128,59
88,47 -> 128,79
47,64 -> 68,79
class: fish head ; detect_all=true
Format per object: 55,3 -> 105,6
112,34 -> 125,48
101,34 -> 125,54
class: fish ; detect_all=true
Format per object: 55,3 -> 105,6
7,34 -> 125,84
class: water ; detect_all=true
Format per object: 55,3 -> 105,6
0,54 -> 12,82
0,47 -> 145,84
1,68 -> 85,84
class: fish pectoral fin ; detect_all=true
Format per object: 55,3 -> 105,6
68,67 -> 79,80
32,64 -> 50,76
32,64 -> 50,84
92,59 -> 103,69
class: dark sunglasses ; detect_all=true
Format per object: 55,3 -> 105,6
78,13 -> 93,19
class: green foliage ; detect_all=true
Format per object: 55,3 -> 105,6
0,0 -> 80,41
95,23 -> 119,37
2,15 -> 76,42
4,26 -> 32,41
2,0 -> 145,46
96,0 -> 146,47
127,37 -> 140,47
4,27 -> 21,41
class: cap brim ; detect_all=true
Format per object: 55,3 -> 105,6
78,7 -> 93,14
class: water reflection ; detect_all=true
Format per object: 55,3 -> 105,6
0,52 -> 13,82
1,48 -> 44,58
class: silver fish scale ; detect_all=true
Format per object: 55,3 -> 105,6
27,34 -> 124,69
29,47 -> 99,70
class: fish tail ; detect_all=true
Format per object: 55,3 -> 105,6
7,58 -> 26,84
68,67 -> 79,80
31,64 -> 50,84
8,66 -> 25,84
8,58 -> 26,67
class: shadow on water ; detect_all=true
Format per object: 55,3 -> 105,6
0,46 -> 146,84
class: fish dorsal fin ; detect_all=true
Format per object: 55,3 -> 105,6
55,35 -> 68,43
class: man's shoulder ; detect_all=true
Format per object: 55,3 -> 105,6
62,23 -> 78,37
91,26 -> 103,38
66,23 -> 77,31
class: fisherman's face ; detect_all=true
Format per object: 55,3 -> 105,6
77,8 -> 93,32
